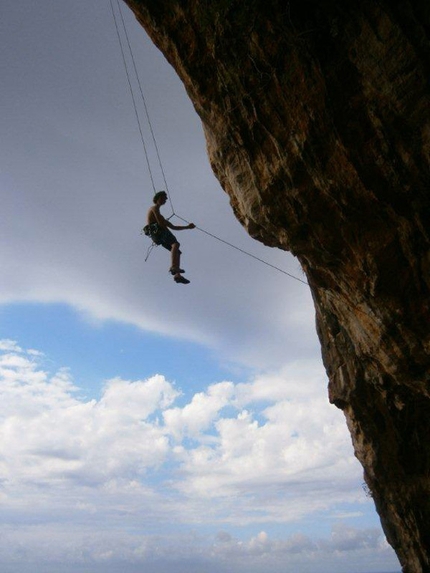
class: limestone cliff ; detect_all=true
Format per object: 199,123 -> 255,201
123,1 -> 430,571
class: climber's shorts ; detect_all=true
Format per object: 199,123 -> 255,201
153,228 -> 178,251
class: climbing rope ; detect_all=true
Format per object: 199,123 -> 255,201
110,0 -> 177,212
144,242 -> 156,262
174,214 -> 308,285
109,0 -> 157,192
109,0 -> 308,287
113,0 -> 176,214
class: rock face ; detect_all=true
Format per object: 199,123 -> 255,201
124,1 -> 430,570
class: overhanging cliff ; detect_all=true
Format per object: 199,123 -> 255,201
123,1 -> 430,571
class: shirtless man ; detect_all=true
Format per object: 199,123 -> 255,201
146,191 -> 195,284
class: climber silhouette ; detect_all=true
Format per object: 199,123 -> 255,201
145,191 -> 195,284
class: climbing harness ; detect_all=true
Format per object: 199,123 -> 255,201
142,222 -> 160,238
109,0 -> 308,287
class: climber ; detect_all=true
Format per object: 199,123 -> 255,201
144,191 -> 195,284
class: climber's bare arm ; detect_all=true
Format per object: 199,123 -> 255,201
167,221 -> 196,231
147,205 -> 195,230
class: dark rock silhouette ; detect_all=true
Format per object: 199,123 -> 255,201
123,1 -> 430,570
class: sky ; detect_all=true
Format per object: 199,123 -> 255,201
0,1 -> 401,572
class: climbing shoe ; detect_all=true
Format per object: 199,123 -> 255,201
174,275 -> 190,284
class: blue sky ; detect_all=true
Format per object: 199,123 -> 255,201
1,1 -> 400,572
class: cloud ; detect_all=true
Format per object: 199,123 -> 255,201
0,340 -> 399,572
169,363 -> 360,522
0,523 -> 398,573
100,375 -> 179,421
0,340 -> 360,520
0,347 -> 177,489
163,381 -> 235,439
209,526 -> 396,572
0,339 -> 22,352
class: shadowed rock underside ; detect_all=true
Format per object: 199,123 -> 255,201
123,1 -> 430,571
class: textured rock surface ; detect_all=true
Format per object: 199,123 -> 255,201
124,1 -> 430,570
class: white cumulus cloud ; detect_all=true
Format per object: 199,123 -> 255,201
0,339 -> 400,572
0,340 -> 362,518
